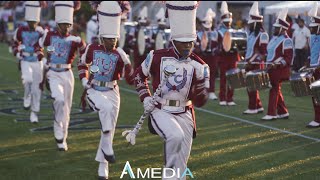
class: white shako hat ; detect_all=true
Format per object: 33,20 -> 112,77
138,6 -> 148,23
202,8 -> 215,29
308,2 -> 320,27
273,8 -> 289,30
166,1 -> 198,42
156,8 -> 166,25
25,1 -> 41,22
97,1 -> 122,38
54,1 -> 76,24
220,1 -> 232,22
248,1 -> 263,24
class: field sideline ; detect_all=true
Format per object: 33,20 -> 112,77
0,43 -> 320,180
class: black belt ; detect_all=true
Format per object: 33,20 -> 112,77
49,68 -> 70,72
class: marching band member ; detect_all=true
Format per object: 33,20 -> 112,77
128,6 -> 152,70
216,1 -> 240,106
261,8 -> 293,120
34,1 -> 86,151
86,15 -> 98,44
243,2 -> 268,114
195,8 -> 218,100
306,2 -> 320,128
153,7 -> 169,50
78,1 -> 134,179
12,1 -> 47,123
134,1 -> 209,179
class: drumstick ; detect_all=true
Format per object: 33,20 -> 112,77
248,53 -> 259,63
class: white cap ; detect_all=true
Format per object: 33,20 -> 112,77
156,8 -> 166,25
273,8 -> 289,30
202,8 -> 215,29
220,1 -> 232,22
54,1 -> 75,24
308,2 -> 320,27
166,1 -> 198,42
25,1 -> 41,22
97,1 -> 121,38
248,1 -> 263,24
138,6 -> 148,23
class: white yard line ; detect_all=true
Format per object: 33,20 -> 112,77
120,87 -> 320,142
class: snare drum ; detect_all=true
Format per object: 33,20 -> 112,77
311,80 -> 320,105
226,68 -> 246,89
289,72 -> 314,97
246,69 -> 270,92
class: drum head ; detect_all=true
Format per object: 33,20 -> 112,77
137,29 -> 146,55
119,24 -> 126,49
223,31 -> 232,52
155,32 -> 164,50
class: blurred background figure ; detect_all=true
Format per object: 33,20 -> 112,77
195,8 -> 218,100
216,1 -> 240,106
153,7 -> 169,50
86,15 -> 98,44
292,18 -> 310,72
128,6 -> 151,70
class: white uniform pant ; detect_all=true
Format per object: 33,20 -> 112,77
86,86 -> 120,168
150,108 -> 194,180
47,69 -> 74,143
21,60 -> 43,112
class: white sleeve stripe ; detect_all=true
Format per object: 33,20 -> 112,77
39,29 -> 48,48
80,44 -> 91,64
141,50 -> 154,77
13,29 -> 19,42
78,69 -> 87,74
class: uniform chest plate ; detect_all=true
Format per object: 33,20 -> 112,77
160,57 -> 194,101
50,36 -> 72,64
92,50 -> 119,82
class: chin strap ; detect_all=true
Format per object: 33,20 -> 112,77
171,40 -> 190,61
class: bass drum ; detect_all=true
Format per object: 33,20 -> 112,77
222,31 -> 232,52
137,28 -> 146,56
222,29 -> 247,54
155,32 -> 165,50
118,23 -> 126,49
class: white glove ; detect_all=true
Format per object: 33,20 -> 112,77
18,45 -> 25,51
143,96 -> 158,113
81,78 -> 91,89
16,53 -> 22,60
41,58 -> 49,69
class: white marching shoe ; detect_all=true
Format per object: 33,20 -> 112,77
98,162 -> 108,180
243,109 -> 258,114
57,141 -> 68,151
219,101 -> 227,106
209,92 -> 218,100
227,101 -> 236,106
306,121 -> 320,128
277,113 -> 289,119
30,111 -> 38,123
257,107 -> 264,113
23,95 -> 31,110
261,115 -> 277,120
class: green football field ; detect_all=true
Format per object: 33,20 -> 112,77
0,42 -> 320,180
